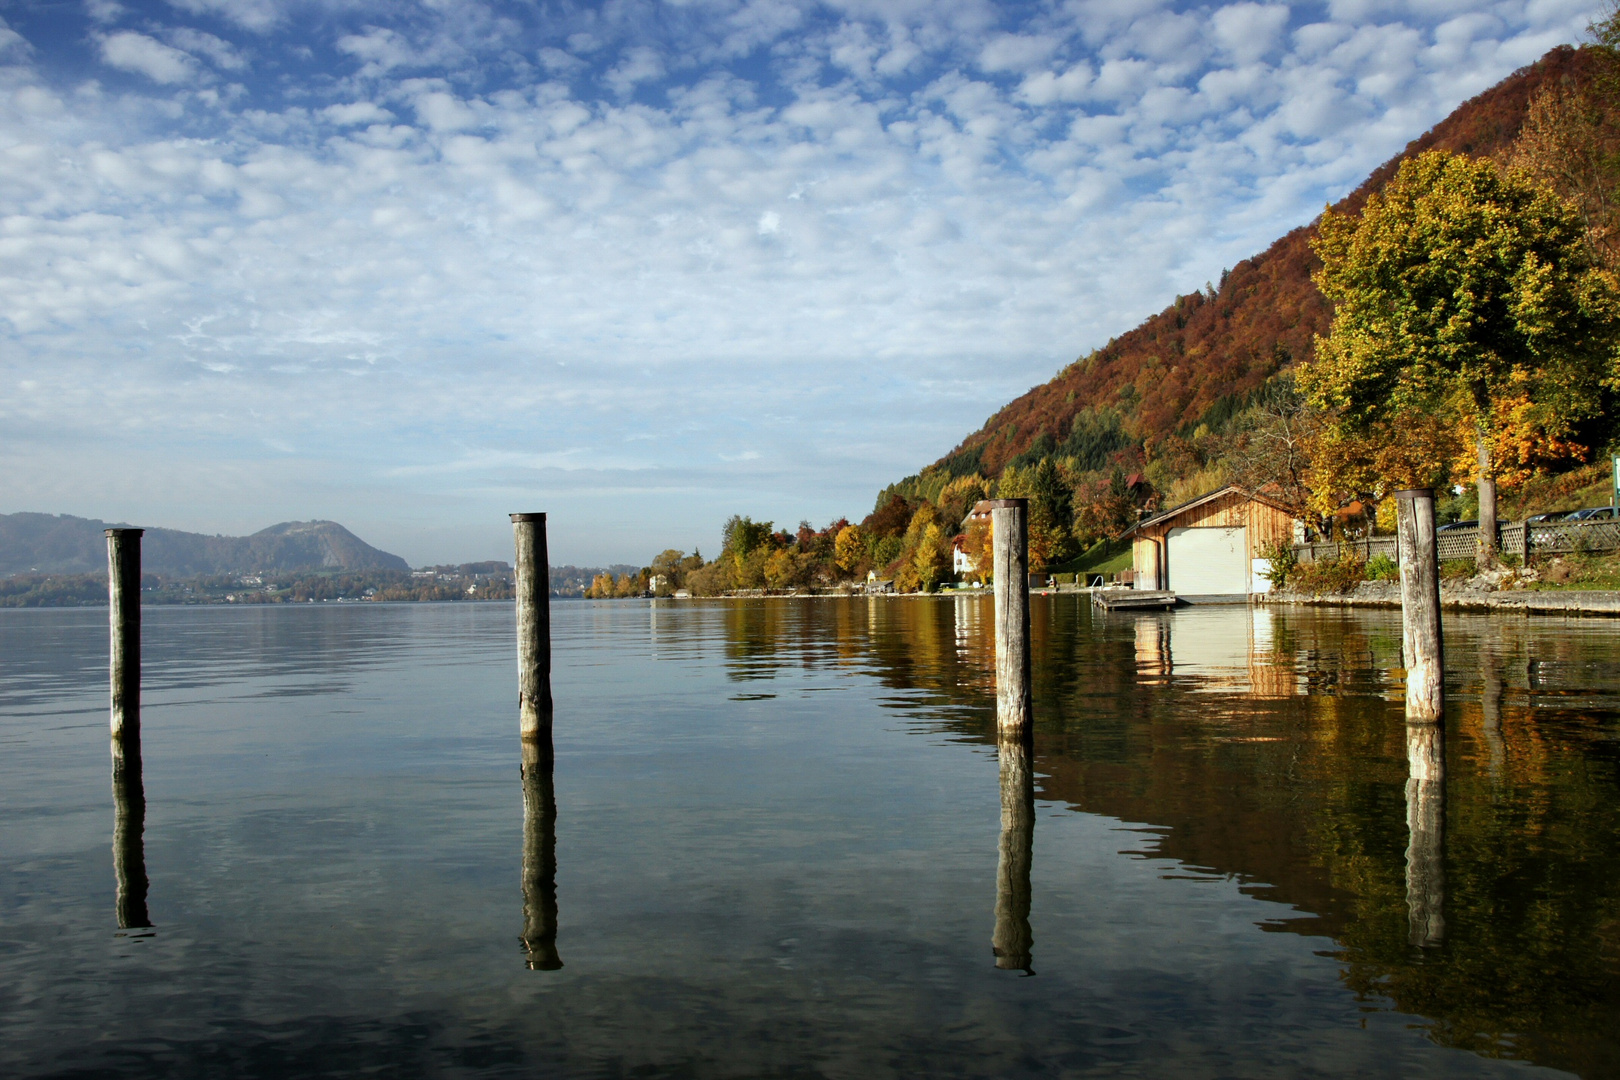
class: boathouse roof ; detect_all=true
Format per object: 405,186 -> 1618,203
1120,484 -> 1297,539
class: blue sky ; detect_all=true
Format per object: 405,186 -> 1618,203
0,0 -> 1596,566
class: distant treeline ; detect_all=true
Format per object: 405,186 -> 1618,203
551,564 -> 640,598
0,561 -> 639,606
0,566 -> 673,608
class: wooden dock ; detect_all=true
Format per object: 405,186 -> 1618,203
1092,589 -> 1177,611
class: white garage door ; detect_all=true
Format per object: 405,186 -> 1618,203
1168,526 -> 1247,594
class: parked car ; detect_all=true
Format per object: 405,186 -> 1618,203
1528,510 -> 1575,545
1436,519 -> 1477,533
1564,506 -> 1617,522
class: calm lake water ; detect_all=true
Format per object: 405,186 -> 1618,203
2,597 -> 1618,1078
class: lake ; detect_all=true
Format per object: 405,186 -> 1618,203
2,597 -> 1617,1078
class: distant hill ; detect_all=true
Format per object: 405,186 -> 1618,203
0,513 -> 410,576
910,45 -> 1590,490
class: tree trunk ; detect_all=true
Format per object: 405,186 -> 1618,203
1476,420 -> 1497,568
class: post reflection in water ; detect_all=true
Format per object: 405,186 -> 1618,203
520,734 -> 562,971
1405,721 -> 1445,948
1479,629 -> 1507,781
992,733 -> 1035,975
111,733 -> 151,932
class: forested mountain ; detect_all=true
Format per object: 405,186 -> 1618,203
905,45 -> 1595,498
0,513 -> 409,576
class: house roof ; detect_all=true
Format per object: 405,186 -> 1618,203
1120,484 -> 1297,539
959,499 -> 997,531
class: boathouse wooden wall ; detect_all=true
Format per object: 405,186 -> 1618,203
1130,489 -> 1299,592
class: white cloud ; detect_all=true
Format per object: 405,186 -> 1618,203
165,0 -> 283,33
85,1 -> 126,25
321,101 -> 394,125
337,27 -> 414,77
1211,4 -> 1291,65
538,46 -> 585,74
413,90 -> 478,131
977,33 -> 1058,73
0,25 -> 27,58
165,27 -> 246,71
98,31 -> 198,84
604,46 -> 665,98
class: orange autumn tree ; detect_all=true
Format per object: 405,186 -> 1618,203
1303,150 -> 1620,561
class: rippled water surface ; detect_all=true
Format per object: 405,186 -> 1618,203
3,598 -> 1619,1078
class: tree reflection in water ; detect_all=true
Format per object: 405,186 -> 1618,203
711,596 -> 1620,1075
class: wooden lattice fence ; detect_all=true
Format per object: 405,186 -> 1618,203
1294,519 -> 1620,565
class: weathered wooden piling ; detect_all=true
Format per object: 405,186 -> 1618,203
112,742 -> 151,930
520,735 -> 561,970
1404,721 -> 1445,947
989,499 -> 1031,733
511,513 -> 552,738
106,528 -> 143,751
992,732 -> 1034,973
1394,489 -> 1444,721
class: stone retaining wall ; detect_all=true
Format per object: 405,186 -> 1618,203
1263,581 -> 1620,616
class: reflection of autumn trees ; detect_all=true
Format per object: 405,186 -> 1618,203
710,598 -> 1620,1076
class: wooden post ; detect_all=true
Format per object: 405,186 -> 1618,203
992,733 -> 1034,973
511,514 -> 552,739
1517,518 -> 1531,566
520,735 -> 561,970
1404,721 -> 1445,947
106,528 -> 142,752
989,499 -> 1031,733
1393,489 -> 1443,722
1476,430 -> 1497,567
112,742 -> 151,930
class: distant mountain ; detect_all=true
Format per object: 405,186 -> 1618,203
0,514 -> 410,576
907,45 -> 1589,488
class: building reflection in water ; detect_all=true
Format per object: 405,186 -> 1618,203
521,734 -> 562,970
1134,616 -> 1172,682
992,733 -> 1035,975
1131,607 -> 1296,698
1405,721 -> 1445,948
111,732 -> 151,932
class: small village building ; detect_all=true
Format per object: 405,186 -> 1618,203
865,570 -> 895,594
1120,485 -> 1300,596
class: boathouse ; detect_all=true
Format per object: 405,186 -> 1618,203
1120,485 -> 1300,596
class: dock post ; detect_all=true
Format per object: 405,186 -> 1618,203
989,499 -> 1031,733
520,735 -> 562,970
992,733 -> 1034,973
511,514 -> 552,739
1393,489 -> 1443,722
1404,720 -> 1445,947
106,528 -> 143,756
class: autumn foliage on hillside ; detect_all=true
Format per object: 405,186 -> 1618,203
637,41 -> 1620,595
909,45 -> 1597,496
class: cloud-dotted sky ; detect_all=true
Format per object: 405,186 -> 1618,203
0,0 -> 1596,564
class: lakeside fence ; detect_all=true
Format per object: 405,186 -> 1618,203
1294,518 -> 1620,565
